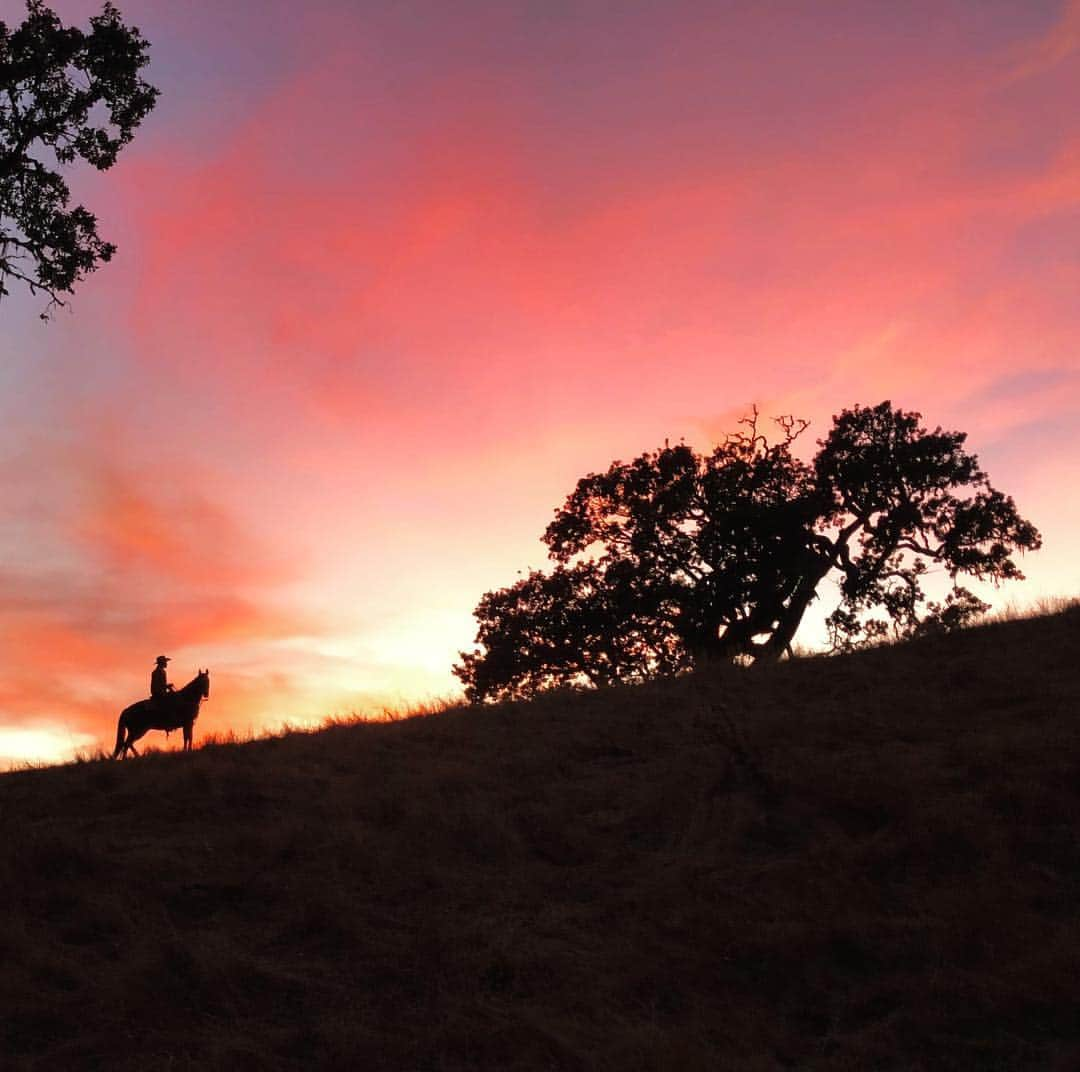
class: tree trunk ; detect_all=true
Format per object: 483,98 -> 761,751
756,562 -> 832,663
685,616 -> 747,666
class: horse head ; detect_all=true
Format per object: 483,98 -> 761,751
197,668 -> 210,699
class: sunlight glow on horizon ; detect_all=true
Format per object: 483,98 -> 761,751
0,725 -> 99,768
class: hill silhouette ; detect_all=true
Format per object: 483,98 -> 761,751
2,607 -> 1079,1069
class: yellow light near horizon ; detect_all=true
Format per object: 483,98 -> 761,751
0,726 -> 98,768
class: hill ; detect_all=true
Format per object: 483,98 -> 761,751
2,607 -> 1079,1070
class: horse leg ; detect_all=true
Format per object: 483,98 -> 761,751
112,715 -> 129,760
183,722 -> 193,752
124,726 -> 149,758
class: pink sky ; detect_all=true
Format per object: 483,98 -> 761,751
2,0 -> 1078,764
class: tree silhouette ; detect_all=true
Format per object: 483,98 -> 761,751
0,1 -> 157,316
455,401 -> 1042,702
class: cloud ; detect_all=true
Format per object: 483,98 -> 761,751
0,442 -> 315,744
1002,0 -> 1080,85
72,453 -> 297,589
116,29 -> 1078,430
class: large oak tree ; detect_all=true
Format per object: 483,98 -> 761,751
0,1 -> 157,316
455,402 -> 1041,702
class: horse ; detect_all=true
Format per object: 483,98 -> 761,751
112,669 -> 210,759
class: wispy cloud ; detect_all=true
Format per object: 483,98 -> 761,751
1001,0 -> 1080,85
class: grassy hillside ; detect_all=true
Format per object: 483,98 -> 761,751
3,608 -> 1079,1070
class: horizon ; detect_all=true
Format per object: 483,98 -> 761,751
2,0 -> 1079,765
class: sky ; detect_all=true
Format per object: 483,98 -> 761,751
2,0 -> 1078,765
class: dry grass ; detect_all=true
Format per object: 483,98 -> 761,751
984,594 -> 1080,624
2,605 -> 1080,1069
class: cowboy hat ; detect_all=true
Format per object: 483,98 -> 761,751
155,655 -> 171,665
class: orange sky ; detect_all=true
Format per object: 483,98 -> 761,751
2,0 -> 1079,765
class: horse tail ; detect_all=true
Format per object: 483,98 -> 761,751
112,711 -> 128,760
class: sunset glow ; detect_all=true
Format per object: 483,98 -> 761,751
2,0 -> 1079,764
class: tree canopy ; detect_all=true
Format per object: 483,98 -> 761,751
0,1 -> 157,316
454,401 -> 1041,703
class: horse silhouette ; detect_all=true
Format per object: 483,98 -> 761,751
112,669 -> 210,759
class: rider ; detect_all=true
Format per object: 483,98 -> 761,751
151,655 -> 174,706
